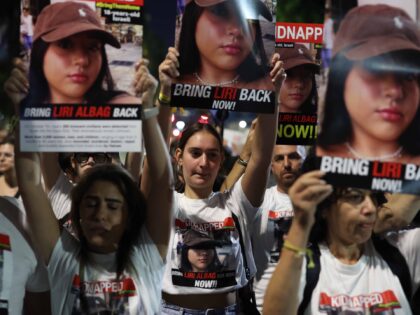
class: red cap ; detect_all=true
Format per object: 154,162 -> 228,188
278,44 -> 319,71
332,4 -> 420,60
189,0 -> 272,22
33,2 -> 120,48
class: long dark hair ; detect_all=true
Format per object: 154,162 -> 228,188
178,1 -> 270,82
70,164 -> 147,278
318,51 -> 420,155
22,37 -> 118,106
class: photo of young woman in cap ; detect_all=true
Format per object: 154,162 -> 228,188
317,4 -> 420,164
175,0 -> 274,90
180,229 -> 223,273
277,44 -> 319,114
8,1 -> 140,107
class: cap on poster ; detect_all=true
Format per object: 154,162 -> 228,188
278,44 -> 319,72
189,0 -> 272,22
332,4 -> 420,60
183,229 -> 221,248
33,1 -> 120,48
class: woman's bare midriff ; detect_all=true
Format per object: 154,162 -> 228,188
162,291 -> 236,309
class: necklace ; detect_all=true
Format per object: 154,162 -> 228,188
194,72 -> 240,87
345,142 -> 403,161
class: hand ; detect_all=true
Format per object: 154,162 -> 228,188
269,53 -> 286,93
133,59 -> 158,108
288,170 -> 333,228
158,47 -> 180,97
3,58 -> 29,110
240,118 -> 257,160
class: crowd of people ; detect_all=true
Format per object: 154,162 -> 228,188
1,1 -> 420,315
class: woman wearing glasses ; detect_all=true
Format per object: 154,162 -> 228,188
264,169 -> 420,314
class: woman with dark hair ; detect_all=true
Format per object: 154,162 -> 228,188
278,44 -> 319,114
15,58 -> 174,314
317,4 -> 420,163
0,135 -> 18,197
176,0 -> 273,89
264,170 -> 420,314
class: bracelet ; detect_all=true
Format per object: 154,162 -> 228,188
158,92 -> 171,106
141,106 -> 159,120
237,156 -> 248,167
283,240 -> 315,269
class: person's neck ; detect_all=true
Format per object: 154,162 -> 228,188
326,236 -> 363,265
276,184 -> 288,194
197,64 -> 238,85
0,176 -> 19,197
49,94 -> 84,104
348,134 -> 402,159
184,185 -> 213,200
279,105 -> 299,114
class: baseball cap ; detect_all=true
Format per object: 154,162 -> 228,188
332,4 -> 420,60
278,44 -> 319,71
190,0 -> 272,22
183,229 -> 221,248
33,2 -> 120,48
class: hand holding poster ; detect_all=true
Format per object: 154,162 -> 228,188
316,4 -> 420,194
170,0 -> 276,113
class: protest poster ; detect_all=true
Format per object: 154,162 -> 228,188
170,0 -> 276,114
275,0 -> 324,145
315,1 -> 420,194
19,0 -> 144,152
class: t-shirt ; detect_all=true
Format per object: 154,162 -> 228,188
251,185 -> 293,311
322,18 -> 334,50
48,172 -> 73,220
20,14 -> 33,36
0,197 -> 49,315
299,229 -> 420,315
162,177 -> 258,294
48,228 -> 164,315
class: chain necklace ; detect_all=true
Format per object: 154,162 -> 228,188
194,72 -> 240,87
345,142 -> 403,161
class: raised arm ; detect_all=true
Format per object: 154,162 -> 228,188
220,118 -> 256,192
241,54 -> 284,206
15,133 -> 60,264
264,170 -> 332,315
134,59 -> 174,259
374,193 -> 420,234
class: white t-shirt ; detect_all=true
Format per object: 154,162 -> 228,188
20,14 -> 33,36
48,228 -> 164,315
162,177 -> 258,294
48,172 -> 73,220
0,197 -> 49,315
251,185 -> 293,311
323,18 -> 334,50
299,229 -> 420,314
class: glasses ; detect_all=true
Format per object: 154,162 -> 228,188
0,152 -> 14,159
73,153 -> 111,164
337,188 -> 387,206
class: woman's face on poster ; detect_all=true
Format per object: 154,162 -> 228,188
343,64 -> 419,143
195,3 -> 256,72
43,32 -> 103,103
188,247 -> 216,272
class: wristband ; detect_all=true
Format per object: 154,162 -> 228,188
158,92 -> 171,106
283,240 -> 315,269
141,106 -> 159,120
237,156 -> 248,167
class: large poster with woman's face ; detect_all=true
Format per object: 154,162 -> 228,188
315,1 -> 420,195
19,0 -> 144,152
275,0 -> 324,145
170,0 -> 276,114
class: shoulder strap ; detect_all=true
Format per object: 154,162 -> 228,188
297,242 -> 321,315
231,212 -> 251,280
371,234 -> 412,300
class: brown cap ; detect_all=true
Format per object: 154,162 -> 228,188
183,229 -> 220,248
278,44 -> 319,71
33,2 -> 120,48
332,4 -> 420,60
191,0 -> 272,22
